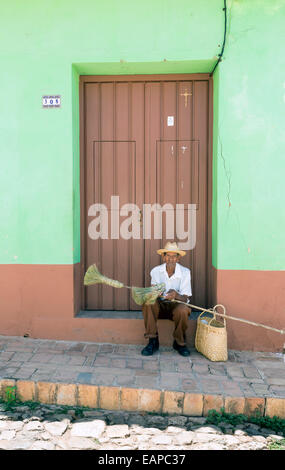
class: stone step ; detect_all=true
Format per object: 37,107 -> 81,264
74,309 -> 210,346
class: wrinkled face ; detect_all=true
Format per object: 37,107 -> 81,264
163,252 -> 180,268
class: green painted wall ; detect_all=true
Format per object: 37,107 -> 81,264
213,0 -> 285,270
1,0 -> 284,270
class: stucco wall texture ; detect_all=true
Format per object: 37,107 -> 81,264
0,1 -> 284,350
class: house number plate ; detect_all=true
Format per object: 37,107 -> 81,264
42,95 -> 61,108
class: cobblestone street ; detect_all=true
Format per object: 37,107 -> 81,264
0,402 -> 284,451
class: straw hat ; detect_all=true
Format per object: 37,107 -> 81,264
157,241 -> 186,257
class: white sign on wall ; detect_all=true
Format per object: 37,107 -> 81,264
167,116 -> 174,126
42,95 -> 61,108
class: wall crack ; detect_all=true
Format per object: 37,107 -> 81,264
218,135 -> 232,208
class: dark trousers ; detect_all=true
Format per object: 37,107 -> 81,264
142,299 -> 191,346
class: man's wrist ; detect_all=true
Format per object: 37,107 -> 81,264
176,293 -> 187,302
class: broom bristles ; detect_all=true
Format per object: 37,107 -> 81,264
84,264 -> 124,288
131,283 -> 165,305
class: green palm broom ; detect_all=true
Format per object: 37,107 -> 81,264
84,263 -> 165,305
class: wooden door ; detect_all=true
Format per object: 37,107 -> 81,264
81,76 -> 210,310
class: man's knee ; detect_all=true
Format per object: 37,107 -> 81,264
143,301 -> 158,310
173,305 -> 190,318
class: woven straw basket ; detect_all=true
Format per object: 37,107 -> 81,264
195,304 -> 228,362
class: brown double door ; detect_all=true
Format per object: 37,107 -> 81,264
82,75 -> 210,310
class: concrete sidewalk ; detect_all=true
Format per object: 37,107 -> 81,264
0,335 -> 285,418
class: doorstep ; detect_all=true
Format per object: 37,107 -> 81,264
73,309 -> 209,347
75,309 -> 205,319
0,335 -> 284,418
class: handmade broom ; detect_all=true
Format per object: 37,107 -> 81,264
84,263 -> 165,305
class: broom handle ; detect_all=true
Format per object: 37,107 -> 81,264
168,299 -> 285,335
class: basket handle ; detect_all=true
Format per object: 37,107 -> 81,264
198,310 -> 209,320
209,304 -> 227,327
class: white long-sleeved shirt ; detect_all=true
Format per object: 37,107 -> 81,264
150,263 -> 192,297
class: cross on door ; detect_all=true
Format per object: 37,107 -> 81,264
180,89 -> 192,107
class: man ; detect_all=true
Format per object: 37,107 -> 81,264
141,241 -> 192,357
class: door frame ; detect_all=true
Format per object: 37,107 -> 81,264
79,73 -> 214,312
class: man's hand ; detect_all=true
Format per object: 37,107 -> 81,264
163,290 -> 190,303
164,289 -> 177,301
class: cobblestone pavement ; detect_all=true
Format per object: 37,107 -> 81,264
0,335 -> 284,398
0,402 -> 284,450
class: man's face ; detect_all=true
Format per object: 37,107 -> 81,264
163,252 -> 180,268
